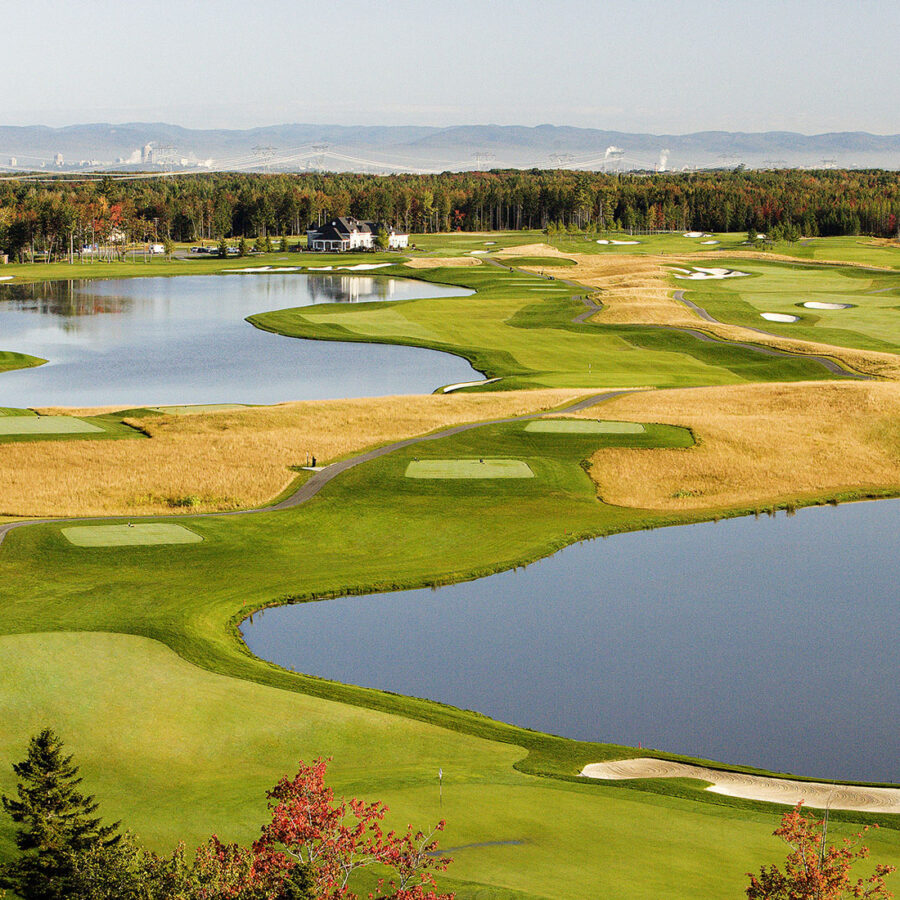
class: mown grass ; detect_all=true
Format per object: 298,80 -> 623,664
0,349 -> 46,374
0,411 -> 146,445
674,257 -> 900,353
1,411 -> 898,898
251,262 -> 842,391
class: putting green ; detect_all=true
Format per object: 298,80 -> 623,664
151,404 -> 247,416
62,523 -> 204,547
405,459 -> 534,479
525,419 -> 646,434
0,416 -> 103,435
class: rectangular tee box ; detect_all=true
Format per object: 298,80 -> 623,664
405,459 -> 534,479
525,420 -> 645,434
0,416 -> 104,435
62,523 -> 204,547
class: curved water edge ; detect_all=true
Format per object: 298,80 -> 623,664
242,497 -> 900,785
0,273 -> 476,407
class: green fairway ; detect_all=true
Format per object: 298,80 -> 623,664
0,349 -> 46,374
0,415 -> 103,435
6,630 -> 878,900
61,523 -> 204,547
251,262 -> 845,390
525,419 -> 645,434
674,258 -> 900,353
405,458 -> 535,479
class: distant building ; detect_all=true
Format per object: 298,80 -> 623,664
307,217 -> 408,252
54,153 -> 64,167
8,157 -> 16,167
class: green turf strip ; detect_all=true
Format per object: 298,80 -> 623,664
525,419 -> 645,434
0,416 -> 103,435
405,459 -> 534,479
62,523 -> 203,547
151,403 -> 248,415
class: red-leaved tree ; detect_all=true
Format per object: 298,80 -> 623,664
746,802 -> 895,900
184,758 -> 452,900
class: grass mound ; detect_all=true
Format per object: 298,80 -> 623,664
0,416 -> 103,435
525,420 -> 645,434
151,404 -> 248,416
61,523 -> 203,547
405,459 -> 534,479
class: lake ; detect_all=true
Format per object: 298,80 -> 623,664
242,499 -> 900,783
0,273 -> 476,407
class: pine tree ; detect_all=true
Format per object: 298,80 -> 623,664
0,729 -> 121,900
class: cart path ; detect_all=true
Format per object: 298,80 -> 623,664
673,289 -> 870,379
582,758 -> 900,814
0,389 -> 638,544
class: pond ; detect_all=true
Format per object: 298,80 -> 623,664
0,274 -> 476,407
242,499 -> 900,783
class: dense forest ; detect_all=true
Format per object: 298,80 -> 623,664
1,168 -> 898,261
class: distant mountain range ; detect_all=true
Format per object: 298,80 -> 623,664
1,123 -> 898,173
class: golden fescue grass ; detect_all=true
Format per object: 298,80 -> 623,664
576,382 -> 900,511
517,251 -> 900,380
1,390 -> 588,517
403,257 -> 482,268
494,243 -> 570,258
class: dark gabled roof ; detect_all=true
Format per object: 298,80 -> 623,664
307,222 -> 349,242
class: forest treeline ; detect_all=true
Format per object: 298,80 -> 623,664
1,168 -> 898,260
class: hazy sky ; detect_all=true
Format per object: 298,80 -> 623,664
4,0 -> 898,133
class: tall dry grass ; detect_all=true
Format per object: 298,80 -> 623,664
3,390 -> 587,517
577,382 -> 900,510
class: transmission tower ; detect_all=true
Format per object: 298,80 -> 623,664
549,153 -> 576,168
471,151 -> 496,170
311,144 -> 330,172
252,145 -> 278,171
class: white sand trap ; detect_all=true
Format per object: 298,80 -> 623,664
596,239 -> 610,244
683,231 -> 704,238
62,523 -> 204,548
484,241 -> 497,245
0,416 -> 103,436
441,377 -> 501,393
337,263 -> 392,271
526,419 -> 645,434
0,276 -> 13,281
803,301 -> 852,310
581,758 -> 900,814
761,312 -> 800,323
307,266 -> 334,271
701,240 -> 720,245
675,267 -> 750,280
405,459 -> 534,479
223,266 -> 273,273
151,403 -> 247,416
469,250 -> 489,254
610,240 -> 640,245
267,266 -> 301,272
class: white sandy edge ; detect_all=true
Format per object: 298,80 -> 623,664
683,231 -> 704,238
804,301 -> 851,310
674,267 -> 750,280
441,377 -> 501,393
581,758 -> 900,813
596,239 -> 641,245
0,275 -> 13,281
761,312 -> 800,323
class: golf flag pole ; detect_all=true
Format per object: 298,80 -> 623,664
439,767 -> 443,807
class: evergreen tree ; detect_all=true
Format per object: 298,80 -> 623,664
0,728 -> 121,900
217,235 -> 229,258
238,236 -> 248,257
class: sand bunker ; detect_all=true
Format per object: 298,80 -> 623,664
441,377 -> 501,393
803,301 -> 852,310
484,241 -> 497,245
701,240 -> 720,245
761,312 -> 800,323
405,459 -> 534,479
307,266 -> 333,271
0,416 -> 103,436
581,758 -> 900,813
596,239 -> 641,245
674,267 -> 750,280
62,523 -> 203,548
337,263 -> 392,271
0,276 -> 13,281
404,257 -> 482,269
469,250 -> 490,255
683,231 -> 704,238
526,420 -> 645,434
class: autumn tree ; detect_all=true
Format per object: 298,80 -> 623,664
746,802 -> 895,900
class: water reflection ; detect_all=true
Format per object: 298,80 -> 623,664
0,274 -> 475,407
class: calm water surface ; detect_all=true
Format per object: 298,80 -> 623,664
242,500 -> 900,782
0,274 -> 475,406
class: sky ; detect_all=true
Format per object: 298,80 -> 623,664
3,0 -> 898,134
